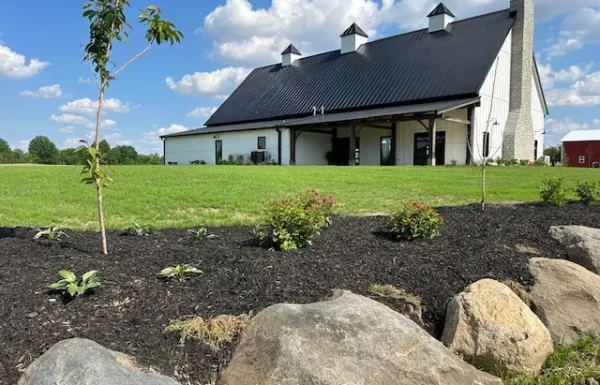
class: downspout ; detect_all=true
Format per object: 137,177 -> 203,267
275,128 -> 282,165
162,137 -> 166,165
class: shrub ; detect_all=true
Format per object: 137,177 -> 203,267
506,158 -> 519,166
575,181 -> 600,206
535,157 -> 548,167
255,189 -> 338,251
159,265 -> 203,282
539,177 -> 567,206
519,159 -> 530,166
450,159 -> 457,166
386,202 -> 443,241
33,227 -> 68,241
48,270 -> 101,297
166,313 -> 251,350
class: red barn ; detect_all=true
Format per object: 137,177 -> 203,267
562,130 -> 600,168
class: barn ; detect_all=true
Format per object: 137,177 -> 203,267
561,130 -> 600,168
161,0 -> 548,166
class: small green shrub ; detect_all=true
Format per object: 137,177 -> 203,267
450,159 -> 457,166
506,158 -> 519,166
33,227 -> 68,241
495,157 -> 505,166
539,177 -> 567,206
124,222 -> 149,236
188,227 -> 219,239
255,189 -> 338,251
386,202 -> 443,241
519,159 -> 530,166
159,264 -> 203,282
535,157 -> 548,167
575,181 -> 600,206
504,335 -> 600,385
48,270 -> 101,297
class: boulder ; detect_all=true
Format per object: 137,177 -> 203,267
18,338 -> 181,385
549,226 -> 600,274
441,279 -> 553,376
529,258 -> 600,346
220,291 -> 501,385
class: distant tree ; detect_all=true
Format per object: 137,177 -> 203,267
81,0 -> 183,254
28,136 -> 59,164
136,153 -> 163,165
108,145 -> 138,165
59,148 -> 83,165
544,146 -> 562,166
12,149 -> 30,164
0,139 -> 13,163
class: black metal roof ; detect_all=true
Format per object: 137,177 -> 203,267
428,3 -> 455,18
281,44 -> 302,55
340,23 -> 369,38
204,9 -> 514,127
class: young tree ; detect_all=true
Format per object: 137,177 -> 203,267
29,136 -> 59,164
544,146 -> 562,166
82,1 -> 183,254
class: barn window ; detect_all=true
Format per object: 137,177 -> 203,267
579,156 -> 586,164
482,132 -> 490,158
257,136 -> 266,150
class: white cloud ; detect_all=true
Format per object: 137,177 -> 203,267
20,84 -> 63,99
62,137 -> 82,148
50,113 -> 92,127
58,97 -> 131,116
0,44 -> 49,78
594,119 -> 600,126
547,7 -> 600,57
546,117 -> 590,136
166,67 -> 251,98
140,124 -> 188,153
546,70 -> 600,107
78,76 -> 95,84
14,139 -> 30,152
59,126 -> 75,134
188,106 -> 219,119
547,37 -> 584,57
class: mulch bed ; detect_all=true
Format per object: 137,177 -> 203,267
1,203 -> 599,384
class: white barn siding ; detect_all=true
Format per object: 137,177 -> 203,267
164,128 -> 291,165
531,73 -> 546,157
295,131 -> 330,165
473,30 -> 512,162
395,110 -> 468,165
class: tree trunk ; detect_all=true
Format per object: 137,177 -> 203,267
94,86 -> 108,255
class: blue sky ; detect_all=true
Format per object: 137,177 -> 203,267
0,0 -> 598,154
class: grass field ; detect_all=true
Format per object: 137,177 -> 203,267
0,165 -> 598,230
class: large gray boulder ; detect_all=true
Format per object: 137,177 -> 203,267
220,291 -> 501,385
549,226 -> 600,274
529,258 -> 600,346
18,338 -> 181,385
442,279 -> 553,376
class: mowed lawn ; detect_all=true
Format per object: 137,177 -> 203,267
0,164 -> 598,230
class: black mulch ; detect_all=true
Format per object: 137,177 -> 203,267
1,203 -> 599,384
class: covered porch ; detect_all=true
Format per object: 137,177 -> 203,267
286,98 -> 480,166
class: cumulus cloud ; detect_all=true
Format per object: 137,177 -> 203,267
166,67 -> 251,98
50,113 -> 92,127
59,97 -> 131,116
188,106 -> 219,119
546,117 -> 590,136
0,44 -> 49,78
139,124 -> 188,154
78,76 -> 95,84
547,7 -> 600,57
20,84 -> 63,99
59,126 -> 75,134
546,70 -> 600,107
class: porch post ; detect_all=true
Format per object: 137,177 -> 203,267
349,126 -> 357,166
290,128 -> 297,165
391,123 -> 398,166
330,128 -> 337,165
466,106 -> 475,165
428,119 -> 437,166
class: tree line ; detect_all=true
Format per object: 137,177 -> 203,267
0,136 -> 162,165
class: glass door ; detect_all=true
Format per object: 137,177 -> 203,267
215,140 -> 222,163
380,137 -> 393,166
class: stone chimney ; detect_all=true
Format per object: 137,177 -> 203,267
281,44 -> 301,67
503,0 -> 535,160
340,23 -> 368,54
428,3 -> 455,33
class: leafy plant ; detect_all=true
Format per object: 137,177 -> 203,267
124,222 -> 150,236
575,181 -> 600,206
506,158 -> 519,166
386,202 -> 443,241
535,157 -> 548,167
540,177 -> 567,206
81,1 -> 183,254
48,270 -> 101,297
188,228 -> 219,239
33,227 -> 69,241
159,265 -> 203,282
166,313 -> 251,351
450,159 -> 457,166
504,335 -> 600,385
519,159 -> 530,166
255,189 -> 338,251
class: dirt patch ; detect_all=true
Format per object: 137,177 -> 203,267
0,204 -> 598,384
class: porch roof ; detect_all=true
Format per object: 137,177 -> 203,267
161,97 -> 479,139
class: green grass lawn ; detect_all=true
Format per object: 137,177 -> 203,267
0,165 -> 597,230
